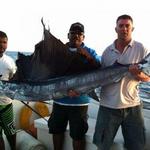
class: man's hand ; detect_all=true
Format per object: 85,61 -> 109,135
77,48 -> 100,67
129,64 -> 150,82
68,89 -> 80,98
77,48 -> 93,62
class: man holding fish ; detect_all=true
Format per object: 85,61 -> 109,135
48,22 -> 100,150
93,14 -> 150,150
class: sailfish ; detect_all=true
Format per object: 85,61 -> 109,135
14,18 -> 100,81
0,19 -> 150,101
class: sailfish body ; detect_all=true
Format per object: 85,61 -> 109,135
0,63 -> 129,101
0,58 -> 150,102
0,19 -> 149,102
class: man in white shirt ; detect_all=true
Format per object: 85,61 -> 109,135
0,31 -> 17,150
93,14 -> 150,150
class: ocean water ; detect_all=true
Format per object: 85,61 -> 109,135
5,51 -> 150,104
6,51 -> 31,60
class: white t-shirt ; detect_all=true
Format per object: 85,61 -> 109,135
100,40 -> 150,109
0,54 -> 17,105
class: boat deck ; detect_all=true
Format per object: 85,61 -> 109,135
4,100 -> 150,150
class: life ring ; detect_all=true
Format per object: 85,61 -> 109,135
19,103 -> 32,130
34,102 -> 49,117
19,102 -> 49,138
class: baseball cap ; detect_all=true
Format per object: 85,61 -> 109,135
69,22 -> 84,33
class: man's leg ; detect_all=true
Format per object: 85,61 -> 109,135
0,137 -> 5,150
69,106 -> 88,150
48,104 -> 68,150
53,133 -> 64,150
1,104 -> 16,150
122,105 -> 145,150
6,134 -> 16,150
73,138 -> 85,150
93,106 -> 122,150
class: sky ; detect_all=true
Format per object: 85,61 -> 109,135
1,0 -> 150,55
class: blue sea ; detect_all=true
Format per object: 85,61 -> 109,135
5,51 -> 150,105
6,51 -> 31,60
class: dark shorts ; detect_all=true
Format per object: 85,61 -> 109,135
93,105 -> 145,150
0,103 -> 16,137
48,103 -> 88,140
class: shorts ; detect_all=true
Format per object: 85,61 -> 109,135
0,103 -> 16,137
48,103 -> 88,140
93,105 -> 145,150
